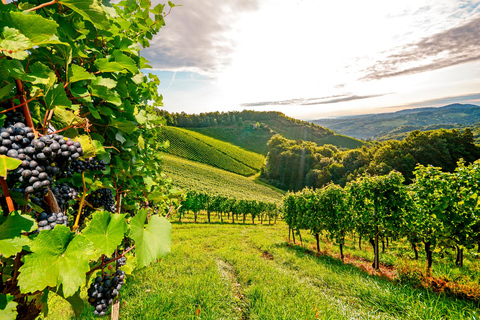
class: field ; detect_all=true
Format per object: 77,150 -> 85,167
157,126 -> 265,176
47,218 -> 480,319
161,153 -> 284,203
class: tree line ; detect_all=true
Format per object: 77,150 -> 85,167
179,190 -> 279,224
283,161 -> 480,270
262,128 -> 480,191
156,109 -> 334,138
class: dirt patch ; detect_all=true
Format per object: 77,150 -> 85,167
217,259 -> 250,320
262,250 -> 274,260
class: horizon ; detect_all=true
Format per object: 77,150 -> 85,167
143,1 -> 480,119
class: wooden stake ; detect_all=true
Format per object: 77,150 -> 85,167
111,299 -> 120,320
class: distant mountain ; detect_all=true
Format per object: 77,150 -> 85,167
312,103 -> 480,140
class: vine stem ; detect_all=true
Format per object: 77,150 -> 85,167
14,79 -> 35,131
26,0 -> 57,12
0,97 -> 36,114
86,245 -> 135,277
0,177 -> 15,214
73,172 -> 87,231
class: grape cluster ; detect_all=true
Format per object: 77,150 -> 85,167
1,114 -> 83,197
51,183 -> 78,210
117,256 -> 127,267
36,211 -> 68,231
88,189 -> 116,213
87,270 -> 125,316
61,158 -> 107,178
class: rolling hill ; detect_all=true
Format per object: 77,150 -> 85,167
157,126 -> 265,176
159,110 -> 365,155
161,153 -> 284,203
312,103 -> 480,140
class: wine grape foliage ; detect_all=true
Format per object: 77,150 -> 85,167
284,161 -> 480,271
0,0 -> 177,319
158,126 -> 265,176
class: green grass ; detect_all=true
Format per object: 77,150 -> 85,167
157,126 -> 265,176
47,219 -> 480,319
161,153 -> 284,203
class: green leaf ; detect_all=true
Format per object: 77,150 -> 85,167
0,155 -> 22,178
91,76 -> 117,88
74,135 -> 97,159
28,62 -> 57,87
0,27 -> 31,60
0,12 -> 58,45
44,84 -> 72,110
89,85 -> 121,106
52,106 -> 86,127
110,118 -> 137,134
68,64 -> 95,83
94,58 -> 125,73
58,0 -> 110,30
82,211 -> 127,256
18,226 -> 95,297
0,294 -> 17,320
0,83 -> 14,102
130,210 -> 171,268
94,50 -> 138,74
0,212 -> 36,257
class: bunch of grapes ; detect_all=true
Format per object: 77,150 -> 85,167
88,189 -> 116,213
36,211 -> 68,231
87,269 -> 125,316
62,158 -> 107,178
1,112 -> 84,197
51,183 -> 78,211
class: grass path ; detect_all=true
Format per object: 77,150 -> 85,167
49,221 -> 479,319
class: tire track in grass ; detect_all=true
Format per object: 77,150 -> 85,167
217,259 -> 250,320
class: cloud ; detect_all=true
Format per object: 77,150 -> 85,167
361,15 -> 480,80
241,93 -> 390,107
141,0 -> 260,75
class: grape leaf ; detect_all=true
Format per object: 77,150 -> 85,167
0,27 -> 31,60
0,83 -> 14,101
58,0 -> 110,30
92,76 -> 117,88
68,64 -> 95,83
52,106 -> 86,127
82,211 -> 127,256
130,209 -> 171,268
89,85 -> 121,106
0,294 -> 17,320
0,212 -> 36,257
18,226 -> 95,297
0,155 -> 22,178
44,84 -> 72,110
0,12 -> 58,45
109,118 -> 137,134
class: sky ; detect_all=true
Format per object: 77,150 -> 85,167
141,0 -> 480,120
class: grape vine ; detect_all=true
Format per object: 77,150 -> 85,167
283,163 -> 480,271
0,1 -> 177,319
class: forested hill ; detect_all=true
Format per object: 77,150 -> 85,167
261,128 -> 480,192
157,110 -> 365,154
312,103 -> 480,140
